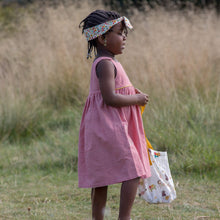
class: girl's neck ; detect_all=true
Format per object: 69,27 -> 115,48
96,48 -> 115,59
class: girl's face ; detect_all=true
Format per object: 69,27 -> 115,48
105,22 -> 127,55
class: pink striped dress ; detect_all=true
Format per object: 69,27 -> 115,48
78,56 -> 151,188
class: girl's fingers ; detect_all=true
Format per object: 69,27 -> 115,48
145,94 -> 149,100
145,95 -> 149,103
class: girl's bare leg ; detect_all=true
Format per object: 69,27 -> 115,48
91,186 -> 108,220
118,177 -> 140,220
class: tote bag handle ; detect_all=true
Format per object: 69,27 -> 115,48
140,105 -> 153,165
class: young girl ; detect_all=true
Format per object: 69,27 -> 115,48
78,10 -> 151,220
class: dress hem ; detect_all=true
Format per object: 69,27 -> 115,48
78,172 -> 150,189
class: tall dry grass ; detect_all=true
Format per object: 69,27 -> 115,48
0,1 -> 94,139
124,9 -> 220,99
0,1 -> 219,173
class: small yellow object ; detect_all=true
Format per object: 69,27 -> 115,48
140,105 -> 153,165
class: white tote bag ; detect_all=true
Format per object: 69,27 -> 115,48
138,106 -> 177,203
138,147 -> 177,203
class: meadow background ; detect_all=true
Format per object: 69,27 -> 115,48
0,0 -> 219,219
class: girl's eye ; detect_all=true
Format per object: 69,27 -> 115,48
108,29 -> 127,37
118,31 -> 127,37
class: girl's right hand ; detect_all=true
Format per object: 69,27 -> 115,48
136,93 -> 149,106
135,88 -> 149,106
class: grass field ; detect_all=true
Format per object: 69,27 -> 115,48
0,0 -> 220,219
0,106 -> 219,219
0,113 -> 219,219
0,170 -> 219,219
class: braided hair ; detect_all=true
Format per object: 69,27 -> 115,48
79,10 -> 121,59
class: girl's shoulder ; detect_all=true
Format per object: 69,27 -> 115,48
93,56 -> 118,70
93,56 -> 118,78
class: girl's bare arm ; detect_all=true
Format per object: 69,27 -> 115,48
96,60 -> 148,107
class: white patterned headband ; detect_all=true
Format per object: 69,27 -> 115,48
84,16 -> 133,41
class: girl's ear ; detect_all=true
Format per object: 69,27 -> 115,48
97,35 -> 105,45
